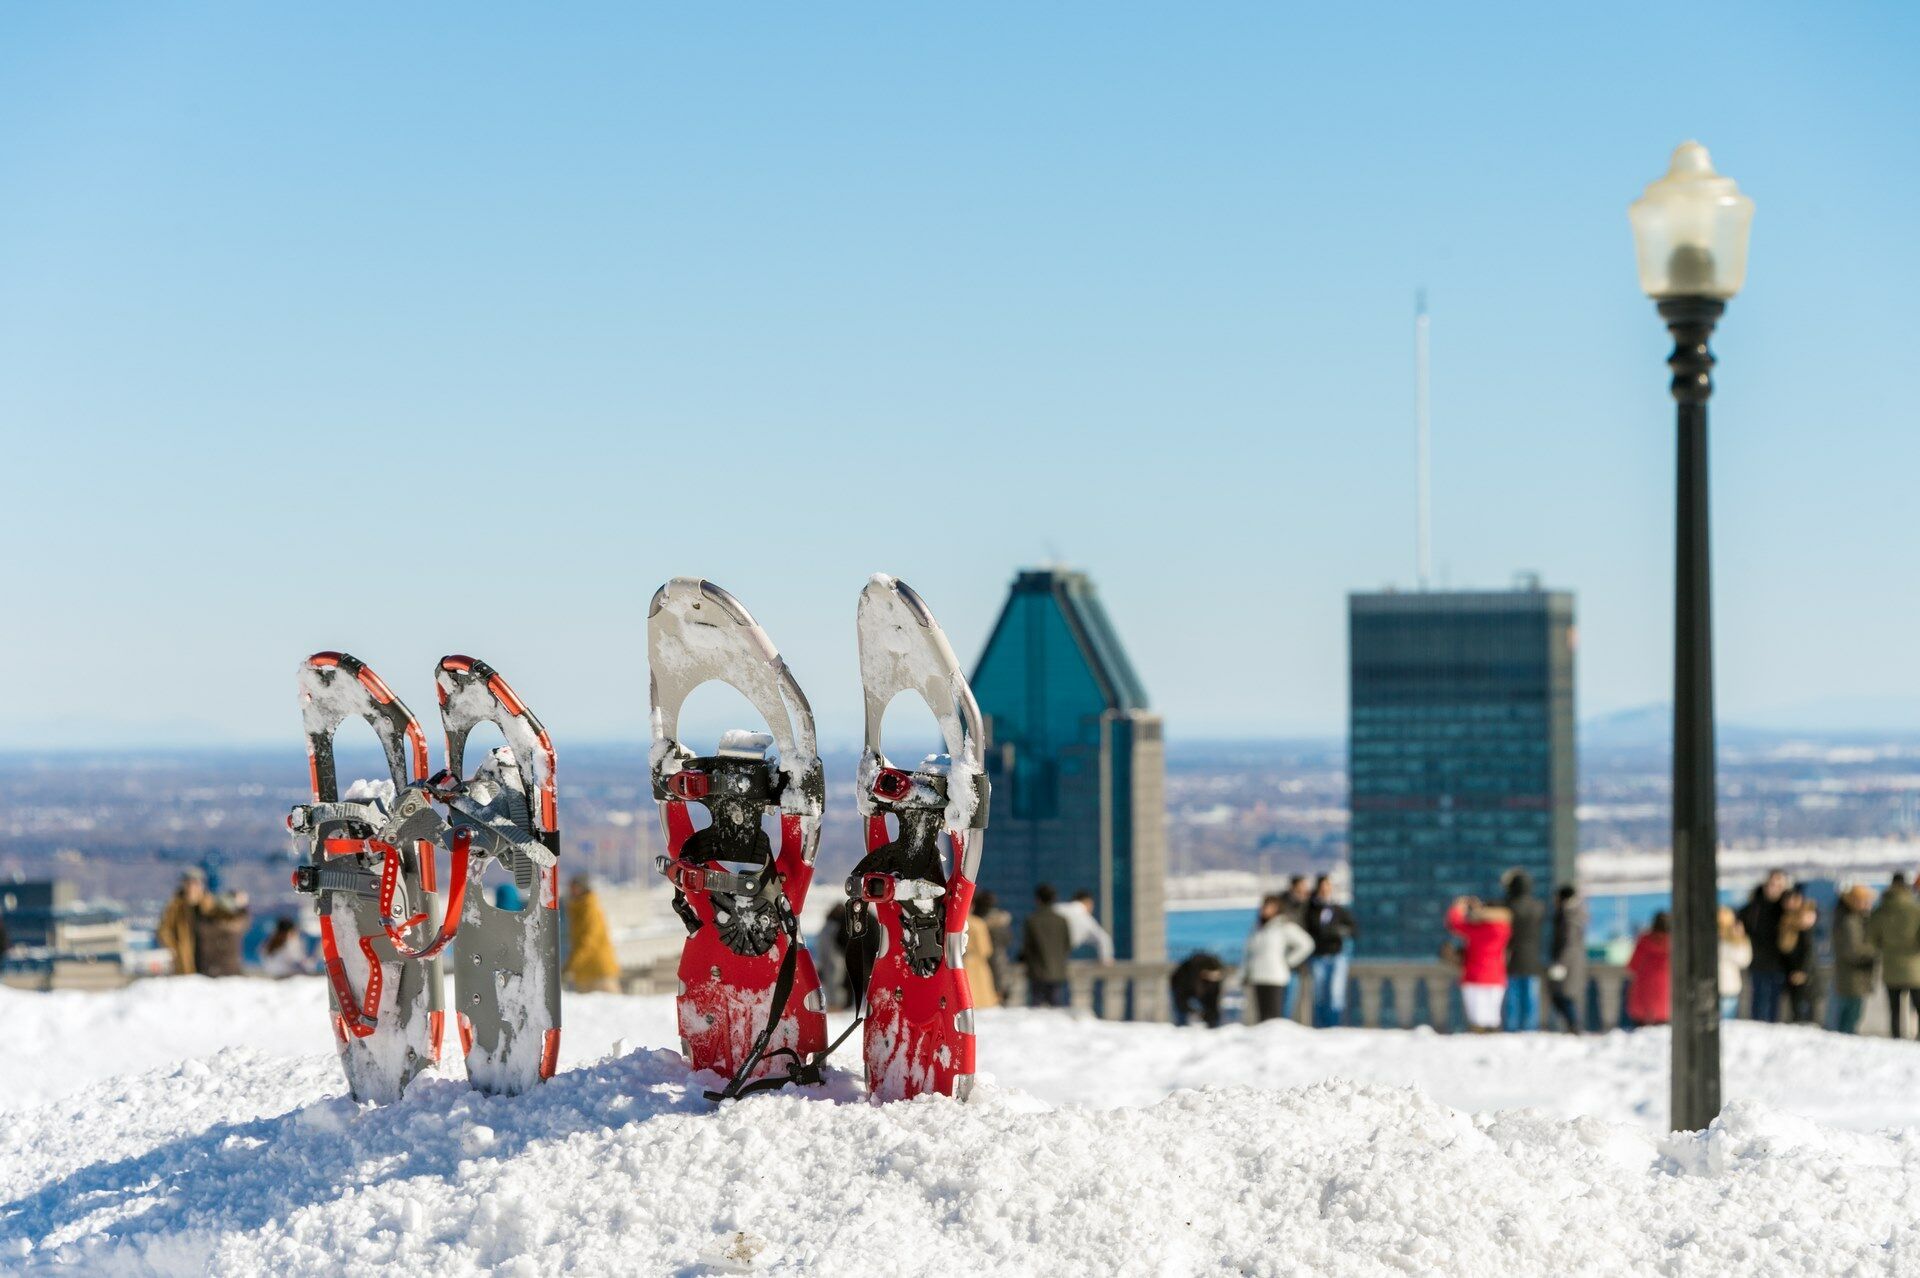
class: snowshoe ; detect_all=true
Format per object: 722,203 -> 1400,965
435,655 -> 564,1094
290,652 -> 446,1104
848,576 -> 989,1101
649,578 -> 828,1099
289,652 -> 563,1102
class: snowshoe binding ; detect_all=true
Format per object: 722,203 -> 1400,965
848,576 -> 989,1101
649,578 -> 828,1100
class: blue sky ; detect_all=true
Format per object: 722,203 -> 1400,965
2,3 -> 1916,748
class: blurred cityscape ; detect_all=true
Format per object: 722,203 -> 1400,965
6,723 -> 1918,931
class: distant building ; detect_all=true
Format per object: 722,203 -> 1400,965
971,569 -> 1167,961
1,880 -> 130,990
1348,583 -> 1577,959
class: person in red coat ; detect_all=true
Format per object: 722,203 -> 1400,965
1446,897 -> 1513,1032
1627,912 -> 1673,1027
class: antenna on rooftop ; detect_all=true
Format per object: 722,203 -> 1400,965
1415,289 -> 1432,590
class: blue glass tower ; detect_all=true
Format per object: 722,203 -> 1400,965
1348,585 -> 1577,959
971,568 -> 1166,961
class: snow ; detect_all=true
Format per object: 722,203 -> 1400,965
6,981 -> 1920,1274
339,776 -> 394,805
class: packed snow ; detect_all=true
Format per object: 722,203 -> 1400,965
5,979 -> 1919,1274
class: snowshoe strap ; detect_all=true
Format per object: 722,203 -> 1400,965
657,856 -> 768,899
703,898 -> 802,1103
716,988 -> 865,1100
318,911 -> 383,1038
720,951 -> 872,1100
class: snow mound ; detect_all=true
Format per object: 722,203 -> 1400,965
7,983 -> 1920,1274
5,1047 -> 1920,1274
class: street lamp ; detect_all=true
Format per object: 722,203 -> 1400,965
1630,140 -> 1754,1133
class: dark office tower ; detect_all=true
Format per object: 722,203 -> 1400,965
1348,583 -> 1577,959
971,569 -> 1167,961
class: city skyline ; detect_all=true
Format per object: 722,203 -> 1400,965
3,6 -> 1918,748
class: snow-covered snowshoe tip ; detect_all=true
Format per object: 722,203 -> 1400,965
849,575 -> 989,1102
649,578 -> 827,1098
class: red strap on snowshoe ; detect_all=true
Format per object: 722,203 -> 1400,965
704,912 -> 803,1103
318,911 -> 383,1038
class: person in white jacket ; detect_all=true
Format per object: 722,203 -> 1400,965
1056,891 -> 1115,964
1244,893 -> 1315,1024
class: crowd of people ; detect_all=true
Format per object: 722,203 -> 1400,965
1284,867 -> 1920,1035
1019,863 -> 1920,1037
810,883 -> 1101,1014
1715,868 -> 1920,1034
151,868 -> 628,994
156,871 -> 260,978
145,859 -> 1920,1039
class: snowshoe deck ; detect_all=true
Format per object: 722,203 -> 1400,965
293,652 -> 445,1104
649,578 -> 827,1095
436,655 -> 563,1095
850,576 -> 989,1101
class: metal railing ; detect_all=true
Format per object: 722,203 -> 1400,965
997,959 -> 1897,1036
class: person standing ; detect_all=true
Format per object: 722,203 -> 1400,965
978,890 -> 1014,1003
1501,870 -> 1546,1032
1020,884 -> 1073,1008
1831,885 -> 1878,1035
1279,877 -> 1313,1020
1779,889 -> 1819,1025
963,895 -> 1000,1010
1869,873 -> 1920,1039
1626,912 -> 1673,1027
192,890 -> 249,978
158,872 -> 206,976
1446,896 -> 1512,1033
814,902 -> 850,1011
1739,870 -> 1791,1022
1243,893 -> 1314,1025
1304,876 -> 1356,1028
1717,906 -> 1752,1020
1547,885 -> 1588,1033
562,875 -> 621,993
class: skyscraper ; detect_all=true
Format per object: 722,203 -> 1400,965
1348,583 -> 1576,959
971,568 -> 1167,962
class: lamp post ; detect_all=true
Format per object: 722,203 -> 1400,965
1629,141 -> 1754,1133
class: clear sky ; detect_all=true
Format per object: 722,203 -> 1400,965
2,3 -> 1916,749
